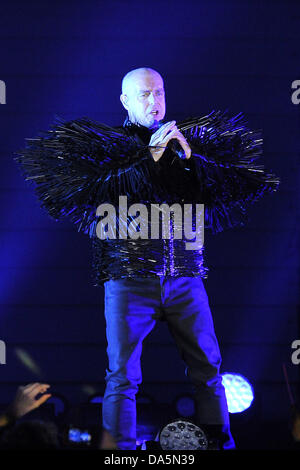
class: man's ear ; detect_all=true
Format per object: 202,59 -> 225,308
120,94 -> 129,111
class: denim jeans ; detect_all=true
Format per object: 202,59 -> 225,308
102,276 -> 235,450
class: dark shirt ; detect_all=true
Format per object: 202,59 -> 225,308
91,119 -> 208,286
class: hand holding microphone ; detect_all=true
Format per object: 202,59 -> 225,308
148,121 -> 192,162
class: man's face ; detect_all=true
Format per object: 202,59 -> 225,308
120,71 -> 166,128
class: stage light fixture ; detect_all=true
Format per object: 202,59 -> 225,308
159,419 -> 208,450
221,373 -> 254,413
174,394 -> 196,418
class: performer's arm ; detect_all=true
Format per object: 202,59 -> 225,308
14,117 -> 163,237
177,111 -> 280,233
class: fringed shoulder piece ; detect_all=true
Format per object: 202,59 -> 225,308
178,110 -> 280,233
14,116 -> 161,237
14,111 -> 280,238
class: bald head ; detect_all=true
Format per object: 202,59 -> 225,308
120,67 -> 166,128
121,68 -> 163,95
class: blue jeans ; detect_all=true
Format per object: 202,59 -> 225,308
102,276 -> 234,450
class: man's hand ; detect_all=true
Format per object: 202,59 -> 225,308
7,383 -> 52,419
149,121 -> 192,162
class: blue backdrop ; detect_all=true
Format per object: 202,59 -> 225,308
0,0 -> 299,448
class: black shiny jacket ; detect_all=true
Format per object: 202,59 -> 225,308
91,118 -> 208,286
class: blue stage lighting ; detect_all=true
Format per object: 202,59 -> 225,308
89,395 -> 103,404
221,373 -> 254,413
174,395 -> 196,418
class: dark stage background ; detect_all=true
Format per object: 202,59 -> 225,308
0,0 -> 299,449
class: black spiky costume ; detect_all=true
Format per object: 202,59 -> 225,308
14,110 -> 280,285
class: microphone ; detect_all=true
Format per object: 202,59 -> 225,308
168,138 -> 186,159
155,121 -> 187,160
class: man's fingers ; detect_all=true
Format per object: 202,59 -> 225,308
26,383 -> 50,392
154,121 -> 176,140
19,383 -> 35,391
150,122 -> 192,160
21,383 -> 41,394
160,120 -> 176,131
24,383 -> 50,397
169,130 -> 188,147
163,130 -> 192,158
33,394 -> 52,408
162,128 -> 181,145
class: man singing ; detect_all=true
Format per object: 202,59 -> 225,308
15,67 -> 279,450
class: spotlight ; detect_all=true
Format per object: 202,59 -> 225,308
159,419 -> 208,450
88,395 -> 103,404
174,394 -> 196,418
221,373 -> 254,413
